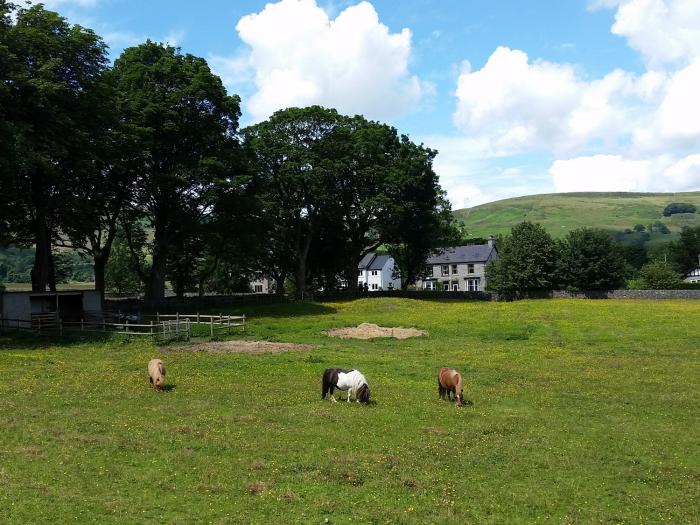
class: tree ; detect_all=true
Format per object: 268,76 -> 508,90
669,226 -> 700,274
2,4 -> 108,291
105,229 -> 145,296
557,228 -> 626,290
112,42 -> 241,303
631,260 -> 683,289
486,222 -> 558,293
243,106 -> 350,298
385,139 -> 458,289
663,203 -> 696,216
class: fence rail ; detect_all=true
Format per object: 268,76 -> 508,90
0,311 -> 245,340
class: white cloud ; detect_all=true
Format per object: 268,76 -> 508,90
591,0 -> 700,68
234,0 -> 425,122
452,47 -> 660,156
550,155 -> 655,192
550,153 -> 700,193
448,0 -> 700,205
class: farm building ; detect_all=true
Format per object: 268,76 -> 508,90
0,290 -> 102,327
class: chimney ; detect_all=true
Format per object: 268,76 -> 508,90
487,236 -> 495,248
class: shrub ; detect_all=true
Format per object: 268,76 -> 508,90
662,203 -> 697,216
634,260 -> 683,289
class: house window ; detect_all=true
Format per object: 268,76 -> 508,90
452,281 -> 459,291
425,266 -> 432,277
441,265 -> 449,276
443,282 -> 450,291
467,263 -> 475,274
254,284 -> 263,293
371,270 -> 378,276
424,281 -> 435,291
358,269 -> 362,276
371,283 -> 379,290
451,264 -> 458,274
358,281 -> 363,287
388,283 -> 394,290
466,278 -> 479,291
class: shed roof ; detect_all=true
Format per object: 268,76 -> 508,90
358,253 -> 392,271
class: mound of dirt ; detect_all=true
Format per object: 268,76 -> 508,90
326,322 -> 426,340
164,340 -> 313,354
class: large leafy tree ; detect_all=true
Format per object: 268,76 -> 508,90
112,42 -> 241,302
243,106 -> 347,297
385,139 -> 458,289
486,221 -> 559,293
557,228 -> 626,290
2,3 -> 108,291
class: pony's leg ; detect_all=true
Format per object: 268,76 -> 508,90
330,385 -> 337,402
347,389 -> 352,402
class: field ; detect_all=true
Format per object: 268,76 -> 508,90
453,191 -> 700,239
1,298 -> 698,524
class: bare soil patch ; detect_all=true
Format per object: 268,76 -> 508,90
164,340 -> 313,354
326,322 -> 426,340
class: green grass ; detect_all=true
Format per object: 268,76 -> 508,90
453,191 -> 700,239
1,298 -> 698,524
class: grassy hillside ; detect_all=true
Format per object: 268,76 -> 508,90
453,192 -> 700,239
1,298 -> 699,523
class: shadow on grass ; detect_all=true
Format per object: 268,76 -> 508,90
0,331 -> 115,350
158,384 -> 176,392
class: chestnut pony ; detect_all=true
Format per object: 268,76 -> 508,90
438,367 -> 463,407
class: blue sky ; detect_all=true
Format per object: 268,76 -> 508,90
37,0 -> 700,208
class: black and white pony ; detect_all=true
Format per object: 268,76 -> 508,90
322,368 -> 371,404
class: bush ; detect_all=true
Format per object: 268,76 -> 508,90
634,260 -> 683,289
662,203 -> 697,216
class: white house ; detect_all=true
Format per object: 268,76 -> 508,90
683,255 -> 700,283
416,239 -> 497,292
250,272 -> 271,294
357,253 -> 401,291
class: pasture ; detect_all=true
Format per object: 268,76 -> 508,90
0,298 -> 698,524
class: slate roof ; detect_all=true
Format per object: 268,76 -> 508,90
358,253 -> 391,270
426,244 -> 495,264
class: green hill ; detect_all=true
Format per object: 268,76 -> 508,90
453,192 -> 700,241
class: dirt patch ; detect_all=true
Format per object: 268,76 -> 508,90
163,340 -> 313,354
326,322 -> 426,340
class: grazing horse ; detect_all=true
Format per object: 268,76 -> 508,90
322,368 -> 371,404
438,367 -> 463,407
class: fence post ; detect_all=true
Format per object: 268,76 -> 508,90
176,312 -> 179,324
227,316 -> 231,334
38,317 -> 41,334
210,316 -> 214,337
157,311 -> 160,323
186,319 -> 190,341
150,320 -> 154,336
243,314 -> 246,332
197,312 -> 200,324
81,318 -> 84,331
59,318 -> 63,336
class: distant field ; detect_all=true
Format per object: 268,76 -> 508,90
1,298 -> 698,523
453,191 -> 700,239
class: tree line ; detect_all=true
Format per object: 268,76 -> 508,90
487,222 -> 700,293
0,3 -> 456,301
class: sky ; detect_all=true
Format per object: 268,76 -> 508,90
31,0 -> 700,209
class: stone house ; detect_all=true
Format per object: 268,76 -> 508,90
417,240 -> 497,292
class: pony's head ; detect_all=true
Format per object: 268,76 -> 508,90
356,383 -> 371,404
454,391 -> 463,407
154,375 -> 164,388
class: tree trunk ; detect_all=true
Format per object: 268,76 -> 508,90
275,275 -> 286,295
144,220 -> 168,304
31,210 -> 52,292
94,253 -> 106,302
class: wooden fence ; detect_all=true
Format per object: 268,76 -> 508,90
0,311 -> 245,341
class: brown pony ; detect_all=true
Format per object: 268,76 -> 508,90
438,367 -> 463,407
